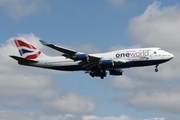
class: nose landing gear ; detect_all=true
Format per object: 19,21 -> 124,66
155,64 -> 159,72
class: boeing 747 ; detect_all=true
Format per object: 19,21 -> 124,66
10,37 -> 174,79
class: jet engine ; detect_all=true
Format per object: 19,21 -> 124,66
74,54 -> 88,61
100,60 -> 114,67
109,69 -> 123,75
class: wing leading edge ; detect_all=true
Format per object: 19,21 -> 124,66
39,40 -> 77,55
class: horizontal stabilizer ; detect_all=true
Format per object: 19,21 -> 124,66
9,55 -> 38,63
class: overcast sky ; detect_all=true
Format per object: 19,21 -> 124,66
0,0 -> 180,120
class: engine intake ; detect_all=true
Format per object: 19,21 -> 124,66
74,54 -> 88,61
109,69 -> 123,75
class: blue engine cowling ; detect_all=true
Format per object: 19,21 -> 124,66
74,54 -> 88,61
100,60 -> 114,67
109,69 -> 123,75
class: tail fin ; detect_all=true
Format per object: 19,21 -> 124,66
14,37 -> 46,60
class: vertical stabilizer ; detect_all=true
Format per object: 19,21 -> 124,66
14,37 -> 46,60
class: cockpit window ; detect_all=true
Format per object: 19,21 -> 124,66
158,48 -> 161,50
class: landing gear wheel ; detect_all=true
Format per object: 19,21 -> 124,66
155,64 -> 159,72
101,76 -> 104,79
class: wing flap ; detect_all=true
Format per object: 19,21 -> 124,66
78,61 -> 97,70
85,64 -> 98,69
88,55 -> 101,62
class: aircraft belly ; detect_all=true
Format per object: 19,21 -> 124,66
46,65 -> 85,71
106,59 -> 170,70
125,59 -> 170,67
45,62 -> 85,71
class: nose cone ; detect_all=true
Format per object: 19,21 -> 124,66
166,52 -> 174,60
169,53 -> 174,60
161,50 -> 174,61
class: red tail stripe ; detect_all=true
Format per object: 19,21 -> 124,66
25,51 -> 41,59
16,40 -> 36,49
14,40 -> 19,47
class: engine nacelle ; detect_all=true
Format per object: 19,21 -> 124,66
74,54 -> 88,61
100,60 -> 114,67
109,69 -> 123,75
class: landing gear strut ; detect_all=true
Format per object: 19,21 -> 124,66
100,69 -> 106,79
155,64 -> 159,72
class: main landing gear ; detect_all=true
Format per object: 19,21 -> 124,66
89,70 -> 107,79
155,64 -> 159,72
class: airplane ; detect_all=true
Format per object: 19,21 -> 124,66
10,37 -> 174,79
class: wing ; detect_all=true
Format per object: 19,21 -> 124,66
39,40 -> 77,55
39,40 -> 125,70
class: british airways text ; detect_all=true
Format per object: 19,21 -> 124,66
116,51 -> 149,58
